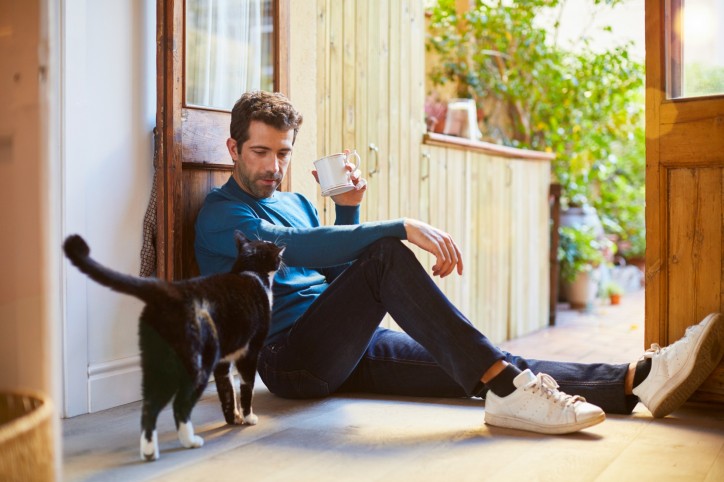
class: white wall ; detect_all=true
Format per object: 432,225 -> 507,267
62,0 -> 156,415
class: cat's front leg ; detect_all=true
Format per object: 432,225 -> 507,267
236,355 -> 258,425
214,362 -> 243,424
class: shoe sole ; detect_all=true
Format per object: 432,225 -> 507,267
484,411 -> 605,435
647,313 -> 724,418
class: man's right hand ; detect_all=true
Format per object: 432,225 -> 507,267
403,218 -> 463,278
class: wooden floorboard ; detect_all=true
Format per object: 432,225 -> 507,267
63,289 -> 724,481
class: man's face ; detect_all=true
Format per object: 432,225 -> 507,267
227,120 -> 294,199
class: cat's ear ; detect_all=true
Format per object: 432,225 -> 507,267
234,230 -> 250,251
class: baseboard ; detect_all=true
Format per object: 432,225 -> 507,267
86,356 -> 235,413
88,355 -> 142,412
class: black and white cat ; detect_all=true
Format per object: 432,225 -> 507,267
63,231 -> 283,461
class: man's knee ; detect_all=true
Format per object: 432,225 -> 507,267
361,237 -> 421,272
366,237 -> 408,257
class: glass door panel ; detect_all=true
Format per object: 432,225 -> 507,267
667,0 -> 724,99
185,0 -> 275,110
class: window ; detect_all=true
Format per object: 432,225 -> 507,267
185,0 -> 275,110
667,0 -> 724,99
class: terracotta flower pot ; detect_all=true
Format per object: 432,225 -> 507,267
610,293 -> 622,305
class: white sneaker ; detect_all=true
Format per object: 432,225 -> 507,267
633,312 -> 724,418
484,369 -> 605,435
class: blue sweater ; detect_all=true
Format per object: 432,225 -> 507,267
194,176 -> 407,340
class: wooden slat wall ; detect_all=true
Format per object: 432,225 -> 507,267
315,0 -> 549,342
418,146 -> 550,343
508,160 -> 551,339
473,154 -> 512,343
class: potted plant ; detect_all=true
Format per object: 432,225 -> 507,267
603,281 -> 624,305
558,225 -> 608,310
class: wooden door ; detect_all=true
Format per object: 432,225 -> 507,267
645,0 -> 724,401
156,0 -> 289,281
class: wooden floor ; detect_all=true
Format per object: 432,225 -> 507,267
63,289 -> 724,481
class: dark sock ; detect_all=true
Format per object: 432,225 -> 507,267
485,364 -> 522,397
632,358 -> 652,388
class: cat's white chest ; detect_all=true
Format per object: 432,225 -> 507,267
244,272 -> 274,309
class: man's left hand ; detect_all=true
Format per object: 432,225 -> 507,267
312,162 -> 367,206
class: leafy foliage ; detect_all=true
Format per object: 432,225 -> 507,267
684,62 -> 724,98
557,225 -> 607,282
427,0 -> 646,258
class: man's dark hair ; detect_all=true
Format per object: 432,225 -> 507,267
230,91 -> 304,152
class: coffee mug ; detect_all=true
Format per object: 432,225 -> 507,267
313,150 -> 361,197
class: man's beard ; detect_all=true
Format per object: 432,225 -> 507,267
238,171 -> 282,199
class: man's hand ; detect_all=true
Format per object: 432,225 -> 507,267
311,150 -> 367,206
403,218 -> 463,277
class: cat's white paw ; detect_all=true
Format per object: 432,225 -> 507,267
184,435 -> 204,448
178,421 -> 204,448
140,431 -> 159,461
244,412 -> 258,425
233,412 -> 244,425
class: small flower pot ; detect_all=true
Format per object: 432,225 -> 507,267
610,293 -> 622,305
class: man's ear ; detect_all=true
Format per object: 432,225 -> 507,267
226,138 -> 239,162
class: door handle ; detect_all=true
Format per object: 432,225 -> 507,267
421,151 -> 430,181
368,143 -> 380,177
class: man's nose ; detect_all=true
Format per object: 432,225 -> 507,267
264,153 -> 280,172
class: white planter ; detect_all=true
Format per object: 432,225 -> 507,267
563,268 -> 601,310
560,205 -> 605,237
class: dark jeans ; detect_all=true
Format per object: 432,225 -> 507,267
259,238 -> 638,414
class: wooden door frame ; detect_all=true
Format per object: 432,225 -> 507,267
155,0 -> 290,281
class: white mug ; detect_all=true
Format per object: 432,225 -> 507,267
313,150 -> 361,197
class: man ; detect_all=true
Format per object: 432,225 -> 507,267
195,91 -> 724,435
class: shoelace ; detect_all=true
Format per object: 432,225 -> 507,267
642,323 -> 697,359
642,343 -> 662,359
526,372 -> 586,407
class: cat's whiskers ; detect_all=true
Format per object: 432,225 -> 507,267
277,260 -> 289,278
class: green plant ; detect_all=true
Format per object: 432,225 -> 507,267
427,0 -> 646,256
602,280 -> 623,296
557,225 -> 607,282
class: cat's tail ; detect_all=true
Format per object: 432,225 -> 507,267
63,234 -> 170,303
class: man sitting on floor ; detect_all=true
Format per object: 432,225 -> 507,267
195,91 -> 724,435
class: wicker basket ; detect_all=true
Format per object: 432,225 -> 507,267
0,390 -> 54,482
